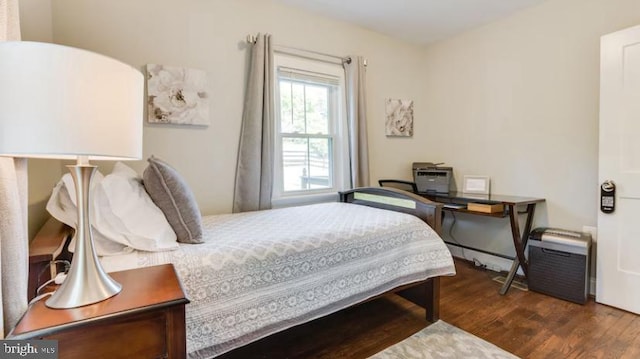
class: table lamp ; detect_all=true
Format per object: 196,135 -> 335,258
0,42 -> 143,309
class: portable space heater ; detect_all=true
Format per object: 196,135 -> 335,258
527,228 -> 591,304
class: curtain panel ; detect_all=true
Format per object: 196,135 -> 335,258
0,0 -> 29,338
344,56 -> 370,188
233,34 -> 274,213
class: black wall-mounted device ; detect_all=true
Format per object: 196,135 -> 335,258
600,180 -> 615,213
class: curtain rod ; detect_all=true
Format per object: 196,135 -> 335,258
275,44 -> 350,64
245,34 -> 367,67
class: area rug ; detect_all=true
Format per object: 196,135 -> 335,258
368,320 -> 519,359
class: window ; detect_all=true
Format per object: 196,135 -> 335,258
273,54 -> 348,205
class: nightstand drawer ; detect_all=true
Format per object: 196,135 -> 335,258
49,310 -> 168,359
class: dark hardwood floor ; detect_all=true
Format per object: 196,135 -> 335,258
220,259 -> 640,358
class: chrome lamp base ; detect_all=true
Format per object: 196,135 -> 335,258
46,164 -> 121,309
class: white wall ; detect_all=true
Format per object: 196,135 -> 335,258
46,0 -> 426,217
411,0 -> 640,266
19,0 -> 52,42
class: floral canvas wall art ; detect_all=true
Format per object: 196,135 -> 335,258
147,64 -> 209,126
385,98 -> 414,137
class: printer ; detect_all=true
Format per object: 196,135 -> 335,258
413,162 -> 453,193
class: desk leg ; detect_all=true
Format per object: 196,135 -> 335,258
499,203 -> 537,295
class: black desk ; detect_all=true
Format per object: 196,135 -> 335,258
418,191 -> 545,295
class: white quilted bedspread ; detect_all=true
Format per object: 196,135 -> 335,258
100,202 -> 455,358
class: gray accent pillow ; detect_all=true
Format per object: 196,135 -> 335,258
143,156 -> 203,244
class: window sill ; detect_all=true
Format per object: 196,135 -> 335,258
271,192 -> 339,209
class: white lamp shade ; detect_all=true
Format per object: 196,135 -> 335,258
0,41 -> 143,160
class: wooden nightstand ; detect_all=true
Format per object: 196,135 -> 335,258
11,264 -> 189,359
28,218 -> 74,302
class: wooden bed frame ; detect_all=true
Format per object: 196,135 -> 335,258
28,187 -> 445,352
339,187 -> 444,322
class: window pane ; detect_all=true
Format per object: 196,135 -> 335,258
305,84 -> 329,135
279,80 -> 292,127
308,138 -> 331,188
280,81 -> 307,134
282,137 -> 332,191
291,82 -> 306,133
282,137 -> 307,192
279,79 -> 331,135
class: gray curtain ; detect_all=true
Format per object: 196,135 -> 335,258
0,0 -> 29,338
233,34 -> 274,212
344,56 -> 370,188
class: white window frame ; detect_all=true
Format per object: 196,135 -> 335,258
272,53 -> 349,208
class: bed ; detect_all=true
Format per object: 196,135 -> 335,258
28,187 -> 455,359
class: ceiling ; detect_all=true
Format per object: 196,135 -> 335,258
275,0 -> 548,46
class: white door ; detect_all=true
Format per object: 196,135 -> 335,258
597,24 -> 640,314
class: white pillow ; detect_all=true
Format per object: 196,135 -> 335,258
47,170 -> 132,256
97,162 -> 178,252
46,163 -> 178,256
